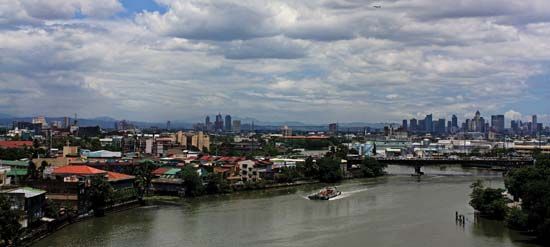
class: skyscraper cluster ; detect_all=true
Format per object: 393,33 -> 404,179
403,111 -> 543,136
203,113 -> 239,133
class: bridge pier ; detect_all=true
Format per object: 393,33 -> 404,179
414,165 -> 424,175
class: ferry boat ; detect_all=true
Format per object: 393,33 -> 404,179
308,186 -> 342,200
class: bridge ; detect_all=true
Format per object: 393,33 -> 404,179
376,157 -> 534,175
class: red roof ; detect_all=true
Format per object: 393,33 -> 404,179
107,171 -> 135,181
53,165 -> 107,176
0,141 -> 33,149
152,167 -> 170,175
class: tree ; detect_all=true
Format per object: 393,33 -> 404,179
317,157 -> 343,183
503,155 -> 550,244
26,161 -> 37,180
0,195 -> 22,246
506,207 -> 528,230
88,177 -> 114,217
134,160 -> 157,197
181,166 -> 204,197
469,180 -> 507,220
360,158 -> 386,178
275,167 -> 300,183
301,156 -> 318,179
38,161 -> 49,179
205,173 -> 231,194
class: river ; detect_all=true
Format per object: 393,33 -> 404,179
34,165 -> 538,247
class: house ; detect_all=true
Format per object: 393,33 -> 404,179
150,168 -> 183,195
35,165 -> 137,213
238,160 -> 260,182
0,187 -> 46,228
52,165 -> 107,182
1,160 -> 29,184
106,171 -> 137,203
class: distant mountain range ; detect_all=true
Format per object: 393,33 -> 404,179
0,115 -> 392,130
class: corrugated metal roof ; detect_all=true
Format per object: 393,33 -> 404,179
7,169 -> 27,176
164,168 -> 181,175
4,187 -> 46,198
0,160 -> 29,167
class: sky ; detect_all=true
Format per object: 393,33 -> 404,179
1,0 -> 550,124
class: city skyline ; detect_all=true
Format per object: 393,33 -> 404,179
1,0 -> 550,123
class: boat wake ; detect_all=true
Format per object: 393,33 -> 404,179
304,188 -> 369,201
329,188 -> 369,200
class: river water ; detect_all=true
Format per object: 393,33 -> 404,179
34,165 -> 538,247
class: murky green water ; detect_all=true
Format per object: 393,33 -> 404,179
34,165 -> 538,247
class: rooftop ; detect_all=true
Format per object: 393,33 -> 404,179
3,187 -> 46,198
53,165 -> 107,176
0,141 -> 33,149
107,171 -> 135,181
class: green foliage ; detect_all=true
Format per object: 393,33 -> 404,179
181,166 -> 204,197
0,195 -> 22,246
44,199 -> 60,219
317,157 -> 343,183
503,154 -> 550,244
505,207 -> 528,230
275,167 -> 300,183
0,148 -> 32,160
26,161 -> 37,180
301,156 -> 318,179
469,180 -> 507,220
283,139 -> 331,150
360,158 -> 386,178
134,161 -> 157,197
88,177 -> 114,216
205,173 -> 231,194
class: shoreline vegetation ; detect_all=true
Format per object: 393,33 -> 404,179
10,152 -> 386,247
469,154 -> 550,246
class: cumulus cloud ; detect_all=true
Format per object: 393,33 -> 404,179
0,0 -> 549,123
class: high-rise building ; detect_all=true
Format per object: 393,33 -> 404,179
491,115 -> 505,133
281,125 -> 292,137
225,115 -> 232,132
437,118 -> 445,134
328,123 -> 338,134
232,120 -> 241,133
511,120 -> 519,133
424,114 -> 433,133
451,115 -> 458,128
533,115 -> 538,133
63,116 -> 70,129
410,118 -> 417,131
191,131 -> 210,151
32,116 -> 47,128
418,119 -> 425,132
205,116 -> 212,131
447,121 -> 452,133
176,131 -> 187,146
402,120 -> 408,131
166,120 -> 171,130
215,113 -> 224,132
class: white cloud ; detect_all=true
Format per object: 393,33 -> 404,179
0,0 -> 549,122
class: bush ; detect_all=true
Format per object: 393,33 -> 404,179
318,157 -> 343,183
470,180 -> 507,220
506,207 -> 528,230
360,158 -> 386,178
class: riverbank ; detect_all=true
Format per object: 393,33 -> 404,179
33,171 -> 537,247
22,199 -> 142,247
